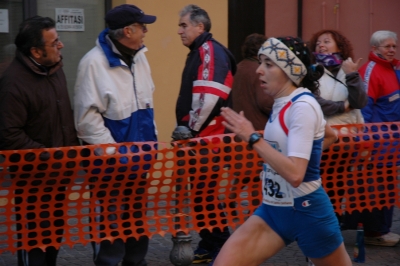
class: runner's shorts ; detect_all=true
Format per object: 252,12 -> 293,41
253,186 -> 343,258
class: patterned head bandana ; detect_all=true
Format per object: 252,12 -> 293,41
258,37 -> 307,86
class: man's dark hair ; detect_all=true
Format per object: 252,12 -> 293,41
15,16 -> 56,56
241,33 -> 267,58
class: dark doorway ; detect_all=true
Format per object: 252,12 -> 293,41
228,0 -> 265,63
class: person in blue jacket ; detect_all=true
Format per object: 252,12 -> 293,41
74,4 -> 157,266
357,30 -> 400,247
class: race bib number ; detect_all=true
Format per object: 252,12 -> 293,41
261,163 -> 294,206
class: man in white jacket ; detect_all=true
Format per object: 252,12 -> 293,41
74,4 -> 157,266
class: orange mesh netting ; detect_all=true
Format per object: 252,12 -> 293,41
0,123 -> 399,253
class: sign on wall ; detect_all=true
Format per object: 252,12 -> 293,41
55,8 -> 84,32
0,9 -> 9,33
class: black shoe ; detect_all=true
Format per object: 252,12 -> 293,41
207,249 -> 220,266
193,247 -> 212,264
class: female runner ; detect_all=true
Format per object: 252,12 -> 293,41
214,37 -> 352,266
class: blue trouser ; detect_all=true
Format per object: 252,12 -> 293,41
362,206 -> 394,233
194,162 -> 230,252
198,226 -> 230,252
84,144 -> 151,266
13,157 -> 64,266
361,162 -> 395,233
343,160 -> 395,233
90,184 -> 149,266
344,206 -> 394,233
91,196 -> 149,266
194,192 -> 230,252
18,247 -> 59,266
195,192 -> 230,251
16,191 -> 64,266
92,237 -> 148,266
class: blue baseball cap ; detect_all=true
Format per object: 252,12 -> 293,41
105,4 -> 156,30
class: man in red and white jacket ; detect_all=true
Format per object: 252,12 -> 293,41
173,4 -> 236,265
175,5 -> 236,139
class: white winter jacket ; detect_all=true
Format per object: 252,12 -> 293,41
74,29 -> 157,144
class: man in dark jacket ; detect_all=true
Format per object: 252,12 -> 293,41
0,16 -> 79,266
175,4 -> 236,138
174,5 -> 236,265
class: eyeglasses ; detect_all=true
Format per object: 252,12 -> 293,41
129,23 -> 147,31
43,37 -> 62,48
377,45 -> 397,50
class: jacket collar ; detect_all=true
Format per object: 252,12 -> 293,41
369,51 -> 399,69
189,32 -> 213,51
187,31 -> 237,75
97,28 -> 146,68
16,50 -> 63,76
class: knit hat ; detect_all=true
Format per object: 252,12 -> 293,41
105,4 -> 156,30
258,37 -> 307,85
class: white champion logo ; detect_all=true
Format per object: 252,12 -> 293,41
302,200 -> 311,207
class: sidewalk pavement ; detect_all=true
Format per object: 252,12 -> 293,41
1,208 -> 399,266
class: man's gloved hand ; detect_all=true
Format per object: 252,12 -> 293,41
94,146 -> 116,156
171,126 -> 193,140
105,147 -> 116,155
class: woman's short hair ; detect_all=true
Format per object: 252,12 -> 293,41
309,29 -> 354,62
370,30 -> 397,46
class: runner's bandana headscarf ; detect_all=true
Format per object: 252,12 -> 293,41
258,37 -> 307,86
313,52 -> 343,67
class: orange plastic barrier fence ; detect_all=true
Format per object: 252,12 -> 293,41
0,123 -> 399,253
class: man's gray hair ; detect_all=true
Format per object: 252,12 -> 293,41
179,4 -> 211,32
108,26 -> 136,40
370,30 -> 397,46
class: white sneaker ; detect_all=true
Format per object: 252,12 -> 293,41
364,232 -> 400,246
387,232 -> 400,237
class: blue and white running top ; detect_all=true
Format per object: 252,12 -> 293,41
262,88 -> 326,206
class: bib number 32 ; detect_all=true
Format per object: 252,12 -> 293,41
264,178 -> 284,198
